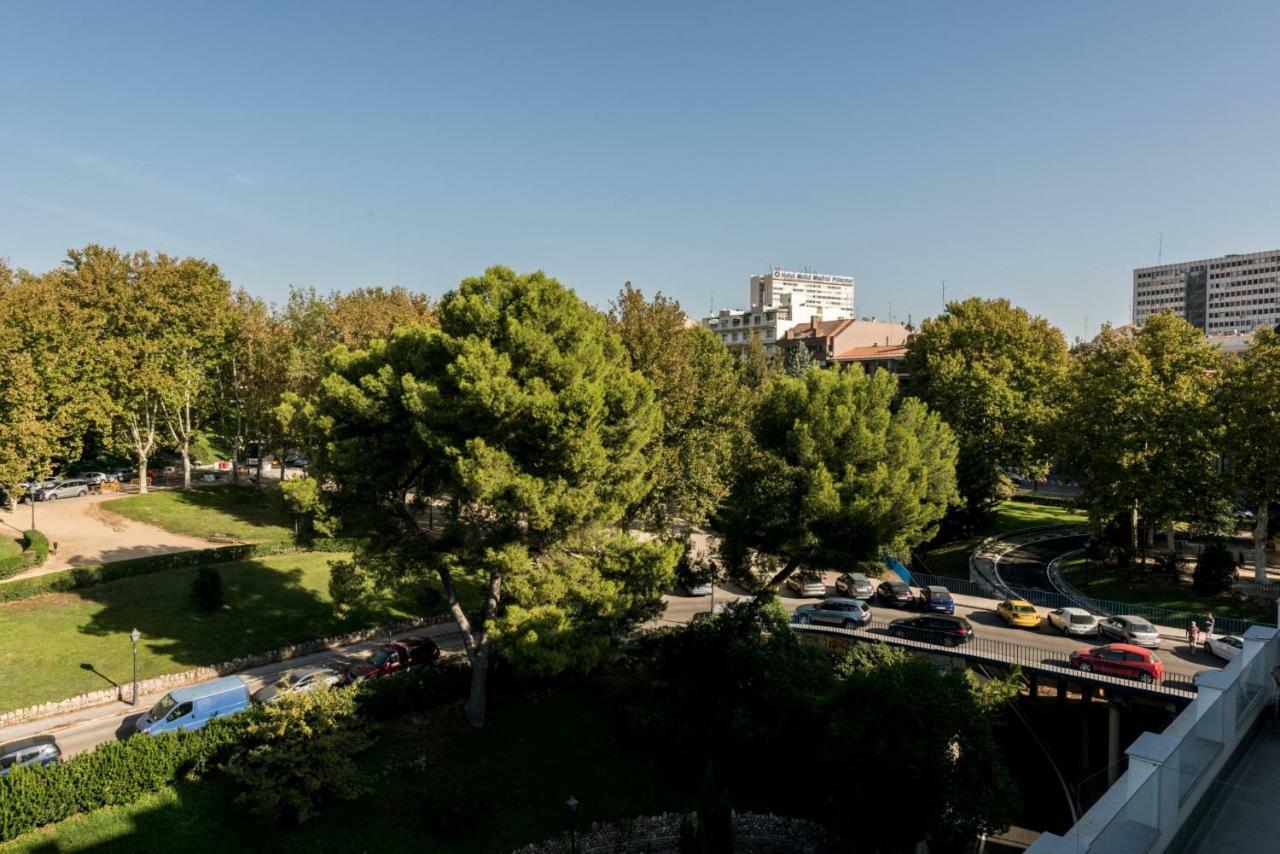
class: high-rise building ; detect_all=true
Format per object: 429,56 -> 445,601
1133,249 -> 1280,333
703,268 -> 855,355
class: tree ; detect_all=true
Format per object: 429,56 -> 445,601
1220,327 -> 1280,581
191,566 -> 224,613
905,298 -> 1069,519
1058,315 -> 1224,552
1193,539 -> 1236,595
738,331 -> 773,389
783,342 -> 814,376
609,283 -> 744,525
286,266 -> 671,726
720,367 -> 958,583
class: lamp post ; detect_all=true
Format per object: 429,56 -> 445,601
129,628 -> 141,705
566,796 -> 579,854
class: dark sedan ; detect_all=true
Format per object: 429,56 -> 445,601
888,615 -> 975,647
916,585 -> 955,614
876,579 -> 914,607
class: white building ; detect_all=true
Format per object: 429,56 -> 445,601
703,269 -> 856,355
1133,249 -> 1280,333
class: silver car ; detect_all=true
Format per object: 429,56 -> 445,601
785,572 -> 826,598
0,736 -> 62,777
835,572 -> 875,599
1098,615 -> 1161,649
251,665 -> 346,704
794,597 -> 871,629
1047,607 -> 1100,636
35,479 -> 91,501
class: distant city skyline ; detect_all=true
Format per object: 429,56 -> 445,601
2,1 -> 1278,341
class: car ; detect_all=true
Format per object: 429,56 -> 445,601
916,585 -> 955,614
834,572 -> 875,599
1098,615 -> 1161,649
347,636 -> 441,681
0,490 -> 14,512
690,603 -> 728,625
284,455 -> 311,468
1204,634 -> 1244,662
888,614 -> 975,647
876,579 -> 914,607
73,472 -> 108,485
0,736 -> 62,777
1047,607 -> 1100,636
135,677 -> 252,735
996,597 -> 1042,629
794,597 -> 872,629
34,479 -> 91,501
686,579 -> 714,596
252,665 -> 346,704
1070,643 -> 1164,684
785,571 -> 826,598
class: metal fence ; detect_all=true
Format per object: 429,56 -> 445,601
791,618 -> 1194,699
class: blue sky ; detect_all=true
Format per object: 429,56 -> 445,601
3,1 -> 1278,338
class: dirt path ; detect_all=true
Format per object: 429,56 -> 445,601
0,492 -> 215,582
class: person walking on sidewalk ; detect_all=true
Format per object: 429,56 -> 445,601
1188,620 -> 1200,655
1205,612 -> 1215,639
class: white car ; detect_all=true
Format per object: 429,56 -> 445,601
1203,634 -> 1243,662
1047,607 -> 1099,636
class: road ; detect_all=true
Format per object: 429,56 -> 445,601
992,534 -> 1090,591
3,572 -> 1226,762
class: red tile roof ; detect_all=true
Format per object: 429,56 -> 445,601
832,344 -> 910,361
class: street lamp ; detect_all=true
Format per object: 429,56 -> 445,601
129,628 -> 142,705
566,796 -> 579,853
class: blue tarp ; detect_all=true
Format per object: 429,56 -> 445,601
883,555 -> 912,586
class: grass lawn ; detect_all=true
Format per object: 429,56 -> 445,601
1,686 -> 688,854
1058,556 -> 1273,623
921,498 -> 1088,578
0,536 -> 22,561
0,551 -> 462,713
101,485 -> 294,544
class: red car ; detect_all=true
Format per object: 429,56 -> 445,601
1070,643 -> 1164,684
346,637 -> 440,681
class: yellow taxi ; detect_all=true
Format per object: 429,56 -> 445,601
996,597 -> 1042,629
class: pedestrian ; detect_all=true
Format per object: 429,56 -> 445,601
1206,612 -> 1215,639
1188,620 -> 1200,655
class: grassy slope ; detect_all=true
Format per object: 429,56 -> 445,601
0,552 -> 450,713
1,688 -> 686,854
1058,555 -> 1273,623
100,485 -> 293,544
0,537 -> 21,561
921,499 -> 1088,578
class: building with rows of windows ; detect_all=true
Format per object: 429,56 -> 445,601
1133,249 -> 1280,333
702,268 -> 856,355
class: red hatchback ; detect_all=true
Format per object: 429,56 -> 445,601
347,636 -> 441,681
1070,643 -> 1164,684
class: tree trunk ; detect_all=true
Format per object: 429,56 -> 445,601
181,445 -> 192,490
137,450 -> 149,495
466,639 -> 491,728
767,555 -> 802,588
1254,503 -> 1269,583
1166,521 -> 1176,554
1129,503 -> 1139,552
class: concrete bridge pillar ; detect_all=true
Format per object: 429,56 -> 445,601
1107,699 -> 1122,786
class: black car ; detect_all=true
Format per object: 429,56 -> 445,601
876,579 -> 914,607
888,615 -> 975,647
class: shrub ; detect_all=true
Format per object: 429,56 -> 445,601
225,688 -> 370,824
0,530 -> 50,581
354,660 -> 470,720
191,565 -> 224,613
1194,540 -> 1236,596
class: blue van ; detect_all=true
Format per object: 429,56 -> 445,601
135,676 -> 251,736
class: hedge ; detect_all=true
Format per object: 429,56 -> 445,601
0,530 -> 51,581
0,663 -> 466,843
0,537 -> 359,604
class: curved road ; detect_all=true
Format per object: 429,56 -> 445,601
994,534 -> 1089,592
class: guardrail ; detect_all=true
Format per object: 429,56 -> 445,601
1029,624 -> 1280,854
790,618 -> 1194,699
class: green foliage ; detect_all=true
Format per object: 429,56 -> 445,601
0,530 -> 49,580
1193,540 -> 1236,596
0,719 -> 241,843
905,297 -> 1069,519
1220,327 -> 1280,578
280,475 -> 335,539
783,343 -> 814,377
721,367 -> 959,573
225,688 -> 371,824
680,762 -> 735,854
190,565 -> 224,613
353,660 -> 471,720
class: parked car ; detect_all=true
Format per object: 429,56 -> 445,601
284,455 -> 310,468
834,572 -> 875,599
996,597 -> 1043,629
252,665 -> 346,704
1204,634 -> 1244,662
876,579 -> 914,607
0,490 -> 14,512
1098,615 -> 1161,649
1047,607 -> 1100,636
34,479 -> 91,501
135,676 -> 252,735
916,585 -> 955,614
347,637 -> 441,681
1070,643 -> 1164,684
888,614 -> 975,647
0,736 -> 62,777
785,571 -> 826,598
794,597 -> 872,629
73,471 -> 108,485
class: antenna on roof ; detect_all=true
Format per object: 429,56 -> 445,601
941,280 -> 947,310
1158,232 -> 1164,265
888,300 -> 893,322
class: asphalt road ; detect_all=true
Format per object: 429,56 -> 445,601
993,534 -> 1090,591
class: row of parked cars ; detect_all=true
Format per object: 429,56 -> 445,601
0,636 -> 440,777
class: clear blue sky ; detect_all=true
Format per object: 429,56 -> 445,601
3,1 -> 1278,338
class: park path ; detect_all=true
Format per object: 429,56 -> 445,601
0,491 -> 213,582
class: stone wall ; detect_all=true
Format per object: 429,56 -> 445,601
0,613 -> 455,728
510,812 -> 827,854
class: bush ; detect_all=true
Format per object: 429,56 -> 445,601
191,565 -> 224,612
225,688 -> 370,824
354,660 -> 471,720
0,530 -> 50,581
1194,540 -> 1236,595
0,719 -> 241,842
